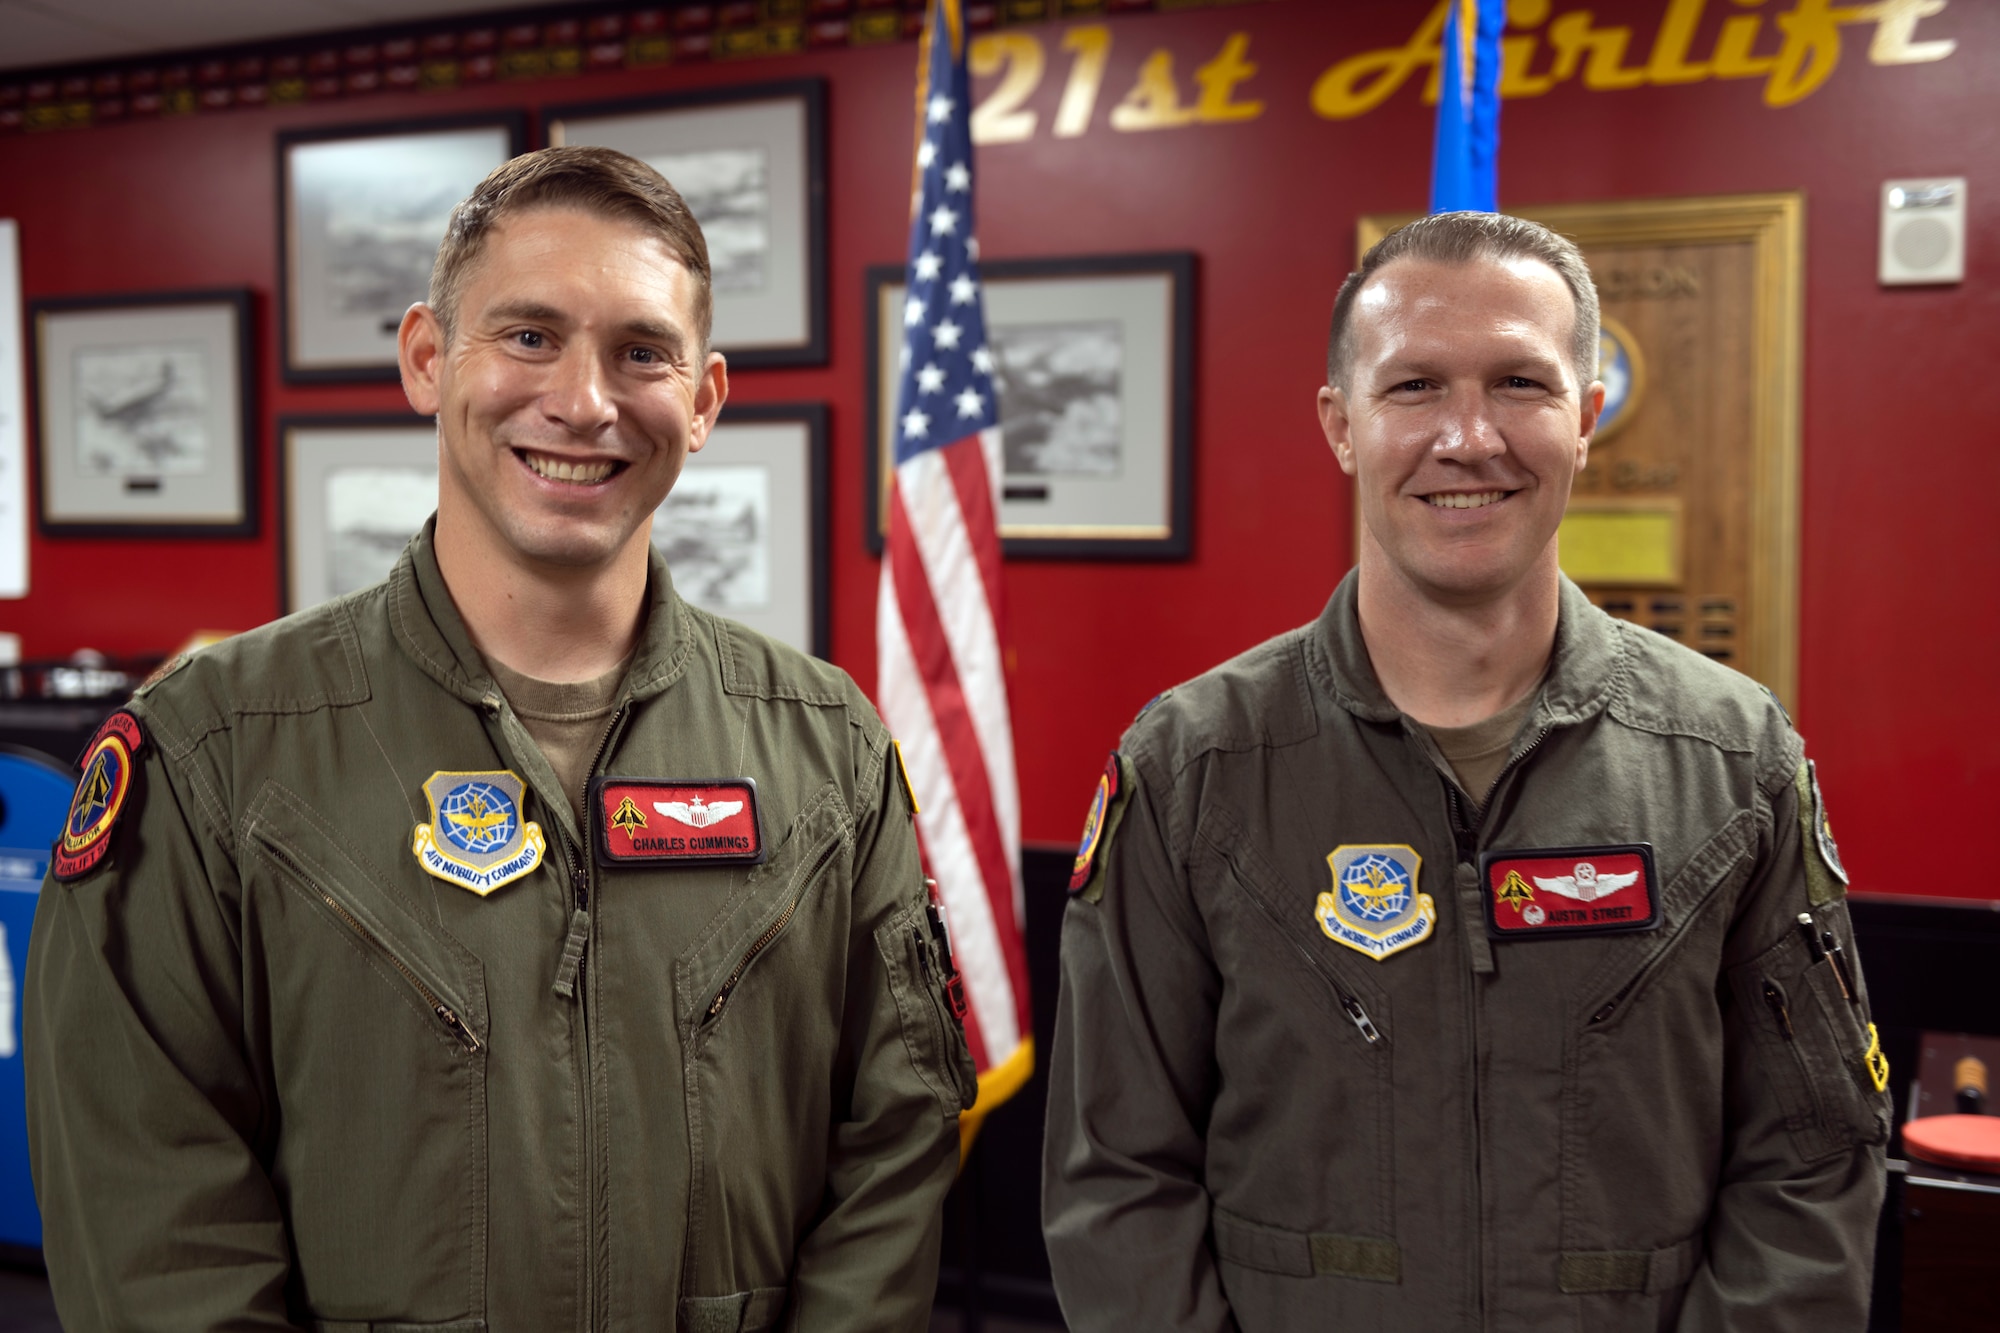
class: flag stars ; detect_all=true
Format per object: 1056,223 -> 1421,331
932,319 -> 964,350
917,362 -> 946,394
955,386 -> 984,418
904,295 -> 927,327
971,346 -> 994,375
928,205 -> 959,237
927,94 -> 954,124
917,138 -> 938,169
913,250 -> 942,281
944,162 -> 971,193
949,274 -> 978,305
902,408 -> 931,440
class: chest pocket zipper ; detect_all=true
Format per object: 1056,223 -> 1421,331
264,842 -> 482,1053
702,832 -> 842,1026
1210,838 -> 1385,1049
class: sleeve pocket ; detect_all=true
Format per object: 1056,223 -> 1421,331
874,899 -> 978,1114
1731,925 -> 1890,1162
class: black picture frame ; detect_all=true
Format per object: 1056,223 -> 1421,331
543,79 -> 827,369
276,411 -> 437,613
278,111 -> 529,384
29,287 -> 258,539
695,401 -> 830,659
865,252 -> 1196,560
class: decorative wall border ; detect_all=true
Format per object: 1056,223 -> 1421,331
0,0 -> 1277,136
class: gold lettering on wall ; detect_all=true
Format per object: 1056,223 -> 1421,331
1310,0 -> 1959,119
970,33 -> 1043,144
1053,25 -> 1112,137
1110,51 -> 1199,130
972,28 -> 1266,144
967,0 -> 1960,147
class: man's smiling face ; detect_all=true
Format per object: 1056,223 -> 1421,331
409,204 -> 726,576
1319,253 -> 1601,605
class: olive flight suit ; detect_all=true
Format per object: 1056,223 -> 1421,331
1044,574 -> 1889,1331
28,525 -> 976,1332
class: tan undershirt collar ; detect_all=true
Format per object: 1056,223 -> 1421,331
1421,684 -> 1542,812
486,653 -> 631,826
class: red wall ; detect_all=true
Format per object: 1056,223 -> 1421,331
1,0 -> 1994,898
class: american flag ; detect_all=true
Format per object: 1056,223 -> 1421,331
876,0 -> 1032,1128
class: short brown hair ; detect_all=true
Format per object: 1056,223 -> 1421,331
428,145 -> 713,347
1325,211 -> 1600,392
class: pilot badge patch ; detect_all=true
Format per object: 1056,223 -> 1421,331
412,771 -> 546,896
1482,843 -> 1659,939
591,777 -> 765,867
1315,844 -> 1435,961
53,711 -> 146,882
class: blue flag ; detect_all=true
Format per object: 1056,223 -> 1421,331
1430,0 -> 1504,213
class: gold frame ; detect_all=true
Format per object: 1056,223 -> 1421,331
1355,194 -> 1804,710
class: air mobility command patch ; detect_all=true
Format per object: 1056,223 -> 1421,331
52,711 -> 146,881
1068,753 -> 1133,904
591,777 -> 765,867
1482,844 -> 1659,939
1796,760 -> 1847,906
412,771 -> 546,896
1315,845 -> 1436,961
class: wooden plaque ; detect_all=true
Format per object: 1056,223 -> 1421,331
1358,195 -> 1804,711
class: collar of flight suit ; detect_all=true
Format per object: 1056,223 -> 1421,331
1307,569 -> 1630,739
387,515 -> 697,710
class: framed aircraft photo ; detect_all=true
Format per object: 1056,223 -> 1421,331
545,81 -> 826,367
280,414 -> 438,612
279,113 -> 526,382
866,252 -> 1195,559
31,289 -> 256,537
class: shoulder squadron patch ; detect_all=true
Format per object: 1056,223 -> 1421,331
1482,844 -> 1659,939
412,771 -> 546,896
53,711 -> 146,882
1800,756 -> 1840,904
591,777 -> 765,867
1316,845 -> 1436,961
1068,753 -> 1132,903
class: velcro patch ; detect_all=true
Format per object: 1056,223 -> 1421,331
1069,753 -> 1124,895
592,777 -> 765,867
1482,843 -> 1659,939
53,711 -> 146,882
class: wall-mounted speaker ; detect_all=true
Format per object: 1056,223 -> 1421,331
1880,177 -> 1966,286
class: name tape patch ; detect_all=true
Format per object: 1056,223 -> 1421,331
592,777 -> 766,868
53,711 -> 146,882
1482,843 -> 1659,940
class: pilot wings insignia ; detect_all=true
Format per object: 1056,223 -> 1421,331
655,795 -> 743,828
1532,861 -> 1640,903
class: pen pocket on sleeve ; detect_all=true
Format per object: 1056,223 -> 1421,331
1731,928 -> 1888,1162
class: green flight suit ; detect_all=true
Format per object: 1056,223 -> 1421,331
27,526 -> 976,1332
1044,574 -> 1889,1331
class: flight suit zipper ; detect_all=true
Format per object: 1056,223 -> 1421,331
703,834 -> 842,1024
1225,857 -> 1383,1048
568,703 -> 625,1333
270,844 -> 481,1053
1436,723 -> 1546,1331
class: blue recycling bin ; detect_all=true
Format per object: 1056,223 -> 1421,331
0,745 -> 76,1250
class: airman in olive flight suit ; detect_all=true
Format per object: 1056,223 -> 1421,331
1044,212 -> 1888,1331
28,146 -> 973,1332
